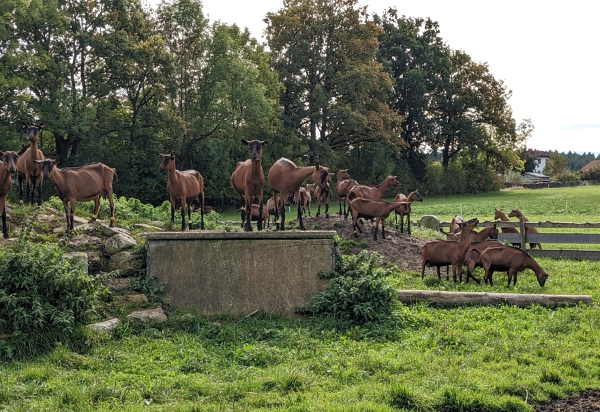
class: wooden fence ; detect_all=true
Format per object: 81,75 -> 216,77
437,217 -> 600,260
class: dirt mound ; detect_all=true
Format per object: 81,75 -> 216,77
301,214 -> 427,273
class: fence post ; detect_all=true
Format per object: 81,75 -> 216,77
519,216 -> 527,250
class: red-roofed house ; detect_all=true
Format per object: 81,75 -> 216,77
580,160 -> 600,174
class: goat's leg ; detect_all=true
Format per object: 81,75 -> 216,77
244,200 -> 252,232
257,200 -> 263,231
89,197 -> 100,223
36,179 -> 42,206
108,193 -> 115,228
407,214 -> 411,235
180,200 -> 186,231
2,205 -> 7,238
199,194 -> 205,230
325,202 -> 329,218
187,202 -> 193,230
297,202 -> 305,230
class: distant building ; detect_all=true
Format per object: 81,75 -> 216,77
526,149 -> 551,173
579,159 -> 600,174
521,172 -> 550,183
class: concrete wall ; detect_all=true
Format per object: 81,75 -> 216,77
146,231 -> 336,317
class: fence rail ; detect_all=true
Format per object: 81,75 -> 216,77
437,218 -> 600,260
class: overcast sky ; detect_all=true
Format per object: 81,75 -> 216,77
146,0 -> 599,154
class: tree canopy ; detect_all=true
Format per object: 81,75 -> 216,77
0,0 -> 540,207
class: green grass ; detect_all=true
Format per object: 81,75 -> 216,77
2,186 -> 600,411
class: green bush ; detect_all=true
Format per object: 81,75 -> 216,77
302,250 -> 398,323
0,237 -> 102,360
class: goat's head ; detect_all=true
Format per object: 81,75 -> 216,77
507,209 -> 521,218
158,153 -> 175,173
242,139 -> 267,162
34,158 -> 59,178
22,122 -> 44,143
411,189 -> 424,202
312,163 -> 330,190
1,151 -> 19,174
337,169 -> 351,181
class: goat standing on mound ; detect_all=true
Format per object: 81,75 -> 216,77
231,139 -> 267,231
158,153 -> 205,231
349,198 -> 405,240
315,172 -> 333,217
479,245 -> 549,287
1,150 -> 19,238
16,123 -> 45,206
421,217 -> 479,282
267,158 -> 329,231
347,175 -> 399,201
393,189 -> 423,234
336,169 -> 358,218
35,159 -> 116,233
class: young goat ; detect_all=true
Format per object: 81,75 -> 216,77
421,217 -> 479,282
231,139 -> 267,231
393,189 -> 423,234
508,208 -> 542,249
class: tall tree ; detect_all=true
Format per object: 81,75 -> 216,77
375,10 -> 446,181
432,49 -> 519,171
265,0 -> 403,163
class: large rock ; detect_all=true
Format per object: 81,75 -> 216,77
67,233 -> 104,249
126,307 -> 167,323
105,232 -> 137,255
108,250 -> 143,276
87,318 -> 120,333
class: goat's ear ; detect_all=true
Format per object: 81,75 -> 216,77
262,141 -> 268,146
241,139 -> 248,145
170,153 -> 175,159
21,123 -> 27,129
315,162 -> 320,169
52,159 -> 59,165
38,123 -> 44,129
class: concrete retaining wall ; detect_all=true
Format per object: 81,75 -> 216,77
146,231 -> 337,317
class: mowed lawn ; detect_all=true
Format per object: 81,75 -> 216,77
2,185 -> 600,411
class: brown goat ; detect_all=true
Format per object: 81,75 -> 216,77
393,189 -> 423,234
35,159 -> 116,233
16,123 -> 45,205
349,198 -> 405,240
267,158 -> 329,230
463,240 -> 503,284
299,184 -> 312,216
421,217 -> 479,282
315,173 -> 333,217
449,215 -> 464,234
508,208 -> 542,249
480,245 -> 549,287
158,153 -> 205,231
1,150 -> 19,238
444,223 -> 499,242
239,203 -> 268,229
336,169 -> 358,218
347,175 -> 398,201
494,208 -> 520,246
230,139 -> 267,231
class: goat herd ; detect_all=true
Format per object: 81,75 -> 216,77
423,212 -> 549,288
2,132 -> 548,287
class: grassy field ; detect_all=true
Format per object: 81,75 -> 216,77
2,186 -> 600,411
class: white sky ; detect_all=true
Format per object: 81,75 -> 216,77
148,0 -> 600,154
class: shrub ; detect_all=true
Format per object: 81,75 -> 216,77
302,250 -> 398,323
0,231 -> 102,359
